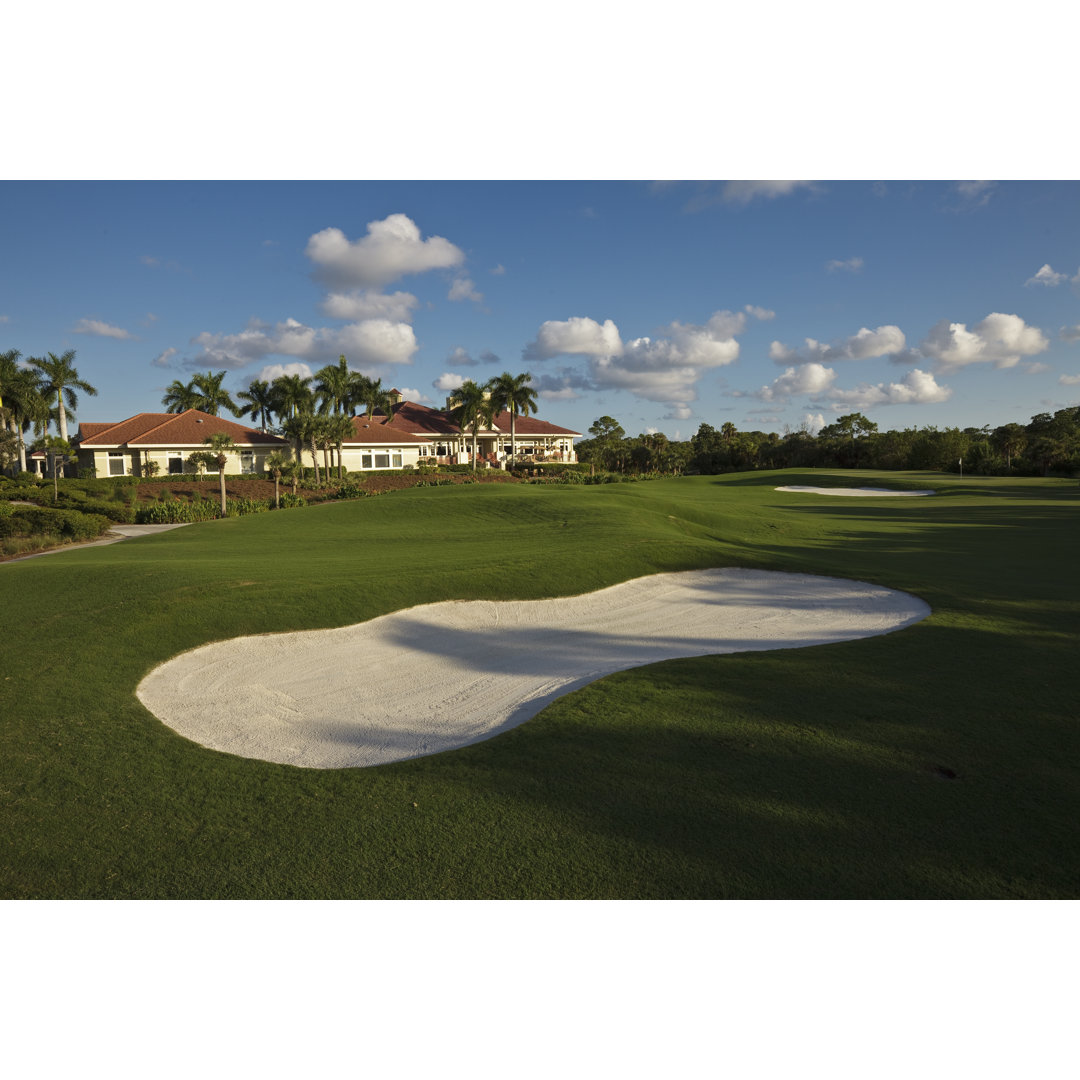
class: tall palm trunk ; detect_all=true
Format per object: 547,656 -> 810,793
216,454 -> 228,516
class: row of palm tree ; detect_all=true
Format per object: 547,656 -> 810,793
452,371 -> 539,469
166,362 -> 541,472
163,357 -> 398,430
1,349 -> 98,474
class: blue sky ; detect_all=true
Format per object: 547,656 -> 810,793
3,180 -> 1078,441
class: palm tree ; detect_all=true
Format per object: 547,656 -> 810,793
1,356 -> 48,474
449,380 -> 493,471
264,450 -> 291,508
487,371 -> 538,468
324,413 -> 355,479
0,349 -> 20,444
162,379 -> 202,413
191,370 -> 239,417
271,373 -> 314,421
235,378 -> 276,431
364,379 -> 397,423
281,411 -> 321,486
28,350 -> 98,443
315,355 -> 353,416
203,433 -> 236,516
346,371 -> 375,416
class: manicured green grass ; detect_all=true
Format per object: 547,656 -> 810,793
2,469 -> 1078,898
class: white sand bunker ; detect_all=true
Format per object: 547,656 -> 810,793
777,486 -> 935,497
137,569 -> 930,769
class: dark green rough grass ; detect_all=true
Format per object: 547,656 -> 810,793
2,470 -> 1078,898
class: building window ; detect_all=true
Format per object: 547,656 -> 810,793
168,454 -> 184,475
392,453 -> 402,468
361,454 -> 372,469
241,451 -> 254,474
374,453 -> 390,469
108,452 -> 125,476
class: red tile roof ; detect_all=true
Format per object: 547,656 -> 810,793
360,401 -> 581,439
78,411 -> 287,447
346,417 -> 428,444
489,411 -> 580,437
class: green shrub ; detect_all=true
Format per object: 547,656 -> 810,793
276,492 -> 306,509
0,506 -> 112,542
226,497 -> 271,516
135,499 -> 220,524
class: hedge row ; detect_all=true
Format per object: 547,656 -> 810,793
0,505 -> 113,542
134,493 -> 308,524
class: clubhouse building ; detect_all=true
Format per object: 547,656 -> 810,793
69,391 -> 581,477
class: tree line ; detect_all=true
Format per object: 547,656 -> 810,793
576,410 -> 1080,478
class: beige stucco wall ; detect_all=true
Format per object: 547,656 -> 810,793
80,447 -> 285,477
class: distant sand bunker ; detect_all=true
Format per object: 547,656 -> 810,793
776,486 -> 935,497
137,568 -> 931,769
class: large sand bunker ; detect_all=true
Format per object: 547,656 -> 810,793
776,486 -> 935,497
138,569 -> 930,769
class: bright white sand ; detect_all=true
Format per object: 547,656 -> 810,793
776,486 -> 935,497
137,569 -> 930,770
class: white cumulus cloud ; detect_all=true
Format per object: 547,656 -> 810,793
448,275 -> 483,304
1059,373 -> 1080,386
756,362 -> 837,401
397,387 -> 429,403
433,372 -> 466,392
771,325 -> 906,365
1025,264 -> 1069,287
305,214 -> 465,290
524,309 -> 746,412
919,313 -> 1049,373
745,304 -> 775,321
319,289 -> 419,322
73,318 -> 134,339
525,316 -> 624,360
151,347 -> 178,368
827,368 -> 952,408
191,316 -> 417,371
258,362 -> 314,382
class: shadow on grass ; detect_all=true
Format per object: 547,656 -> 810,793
381,621 -> 1080,899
